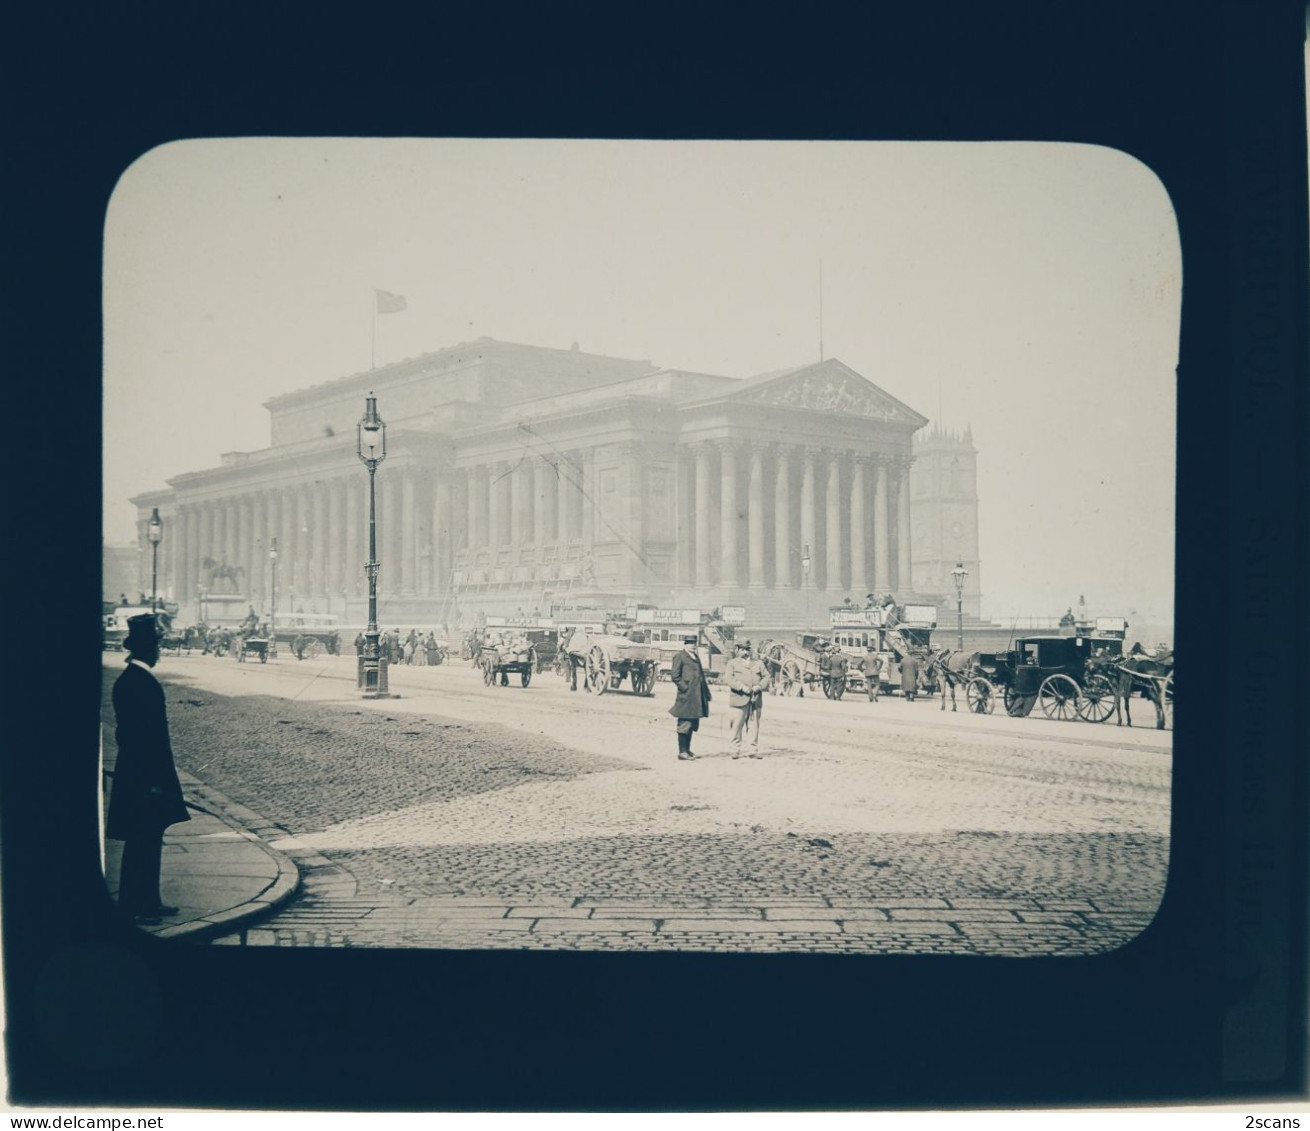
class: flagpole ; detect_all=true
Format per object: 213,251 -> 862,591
371,291 -> 376,370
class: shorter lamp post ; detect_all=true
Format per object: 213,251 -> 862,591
802,544 -> 812,631
148,508 -> 163,613
197,585 -> 207,625
951,561 -> 968,650
269,538 -> 279,634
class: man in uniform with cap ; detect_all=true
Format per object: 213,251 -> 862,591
106,614 -> 191,924
669,634 -> 711,760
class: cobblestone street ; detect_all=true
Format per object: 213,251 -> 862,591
102,652 -> 1171,955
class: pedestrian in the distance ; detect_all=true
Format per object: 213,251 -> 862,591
669,634 -> 711,761
860,646 -> 883,702
723,640 -> 770,758
900,651 -> 921,702
106,614 -> 191,924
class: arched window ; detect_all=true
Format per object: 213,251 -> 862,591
949,457 -> 963,495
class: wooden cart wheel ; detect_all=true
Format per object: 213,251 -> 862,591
781,660 -> 802,696
1163,671 -> 1174,728
1003,684 -> 1024,715
521,665 -> 532,687
629,665 -> 646,696
1076,673 -> 1116,723
642,662 -> 657,696
1039,673 -> 1081,721
966,676 -> 996,714
587,645 -> 610,695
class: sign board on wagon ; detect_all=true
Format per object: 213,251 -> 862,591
718,605 -> 747,625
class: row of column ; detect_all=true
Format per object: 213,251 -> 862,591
684,440 -> 912,592
462,452 -> 592,557
166,469 -> 458,612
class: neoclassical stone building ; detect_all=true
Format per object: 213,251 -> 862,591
128,338 -> 980,628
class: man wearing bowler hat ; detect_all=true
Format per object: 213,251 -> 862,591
107,613 -> 191,924
669,634 -> 711,761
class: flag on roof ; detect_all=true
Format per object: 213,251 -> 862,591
375,289 -> 407,314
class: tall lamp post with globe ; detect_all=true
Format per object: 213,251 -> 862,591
147,508 -> 163,613
951,561 -> 968,650
357,393 -> 392,698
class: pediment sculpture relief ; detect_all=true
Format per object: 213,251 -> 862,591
744,371 -> 906,421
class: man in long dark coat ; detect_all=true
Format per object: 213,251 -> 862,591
669,634 -> 711,760
900,651 -> 921,703
107,614 -> 191,923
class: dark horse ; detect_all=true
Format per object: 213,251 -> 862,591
930,648 -> 985,712
1104,645 -> 1173,729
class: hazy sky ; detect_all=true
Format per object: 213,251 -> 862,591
104,138 -> 1179,624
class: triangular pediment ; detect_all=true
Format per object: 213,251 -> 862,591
724,359 -> 928,426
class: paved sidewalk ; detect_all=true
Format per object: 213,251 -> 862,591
103,769 -> 301,942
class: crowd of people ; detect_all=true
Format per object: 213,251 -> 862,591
354,627 -> 447,667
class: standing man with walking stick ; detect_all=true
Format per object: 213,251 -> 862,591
723,640 -> 771,759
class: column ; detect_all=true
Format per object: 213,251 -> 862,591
178,505 -> 194,606
400,470 -> 417,594
198,503 -> 213,593
872,455 -> 890,591
240,496 -> 254,601
746,443 -> 765,587
582,449 -> 596,552
555,456 -> 571,543
824,454 -> 841,592
849,453 -> 868,595
508,460 -> 525,547
327,479 -> 345,600
250,493 -> 266,607
343,477 -> 360,598
226,500 -> 240,579
896,455 -> 913,591
266,489 -> 282,607
487,462 -> 504,553
465,467 -> 480,553
433,476 -> 452,594
718,438 -> 739,588
693,443 -> 712,588
533,458 -> 549,547
309,483 -> 325,600
381,470 -> 399,597
210,501 -> 225,575
773,447 -> 791,588
800,447 -> 817,587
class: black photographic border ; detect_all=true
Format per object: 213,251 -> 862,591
3,0 -> 1306,1112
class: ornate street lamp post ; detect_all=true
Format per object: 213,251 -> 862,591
802,544 -> 812,631
357,393 -> 392,698
951,561 -> 968,650
197,585 -> 207,626
147,508 -> 163,613
269,537 -> 279,634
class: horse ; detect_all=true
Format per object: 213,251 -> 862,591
1106,646 -> 1173,729
930,648 -> 984,712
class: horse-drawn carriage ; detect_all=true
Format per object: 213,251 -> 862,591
484,616 -> 558,674
556,623 -> 659,696
765,633 -> 827,697
236,633 -> 275,663
479,631 -> 537,688
934,618 -> 1151,723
